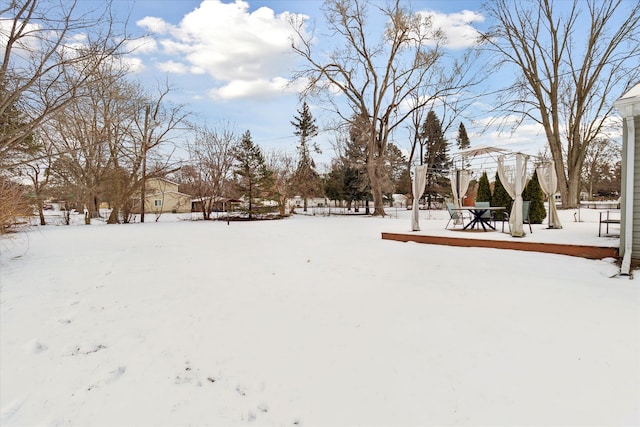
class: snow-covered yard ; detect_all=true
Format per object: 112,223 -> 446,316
1,208 -> 638,426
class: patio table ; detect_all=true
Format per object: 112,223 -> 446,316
453,206 -> 506,231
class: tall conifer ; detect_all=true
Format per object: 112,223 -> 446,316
523,170 -> 546,224
476,172 -> 492,203
291,102 -> 321,211
456,122 -> 471,150
491,171 -> 512,219
232,130 -> 273,219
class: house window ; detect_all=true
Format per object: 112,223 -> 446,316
154,199 -> 162,207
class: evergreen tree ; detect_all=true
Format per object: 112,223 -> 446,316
323,162 -> 344,203
384,142 -> 407,204
491,171 -> 512,219
232,130 -> 273,219
476,171 -> 492,203
422,111 -> 450,207
291,102 -> 321,211
522,170 -> 546,224
456,122 -> 471,150
396,167 -> 412,196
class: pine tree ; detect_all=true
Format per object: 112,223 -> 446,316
456,122 -> 471,150
232,130 -> 273,219
323,162 -> 345,203
422,111 -> 450,207
385,142 -> 407,204
291,102 -> 321,211
476,172 -> 492,203
491,171 -> 512,219
523,170 -> 546,224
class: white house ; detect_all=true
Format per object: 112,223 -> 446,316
614,82 -> 640,274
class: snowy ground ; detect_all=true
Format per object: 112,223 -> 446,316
1,208 -> 638,426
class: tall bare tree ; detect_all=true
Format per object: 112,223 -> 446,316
266,149 -> 296,216
582,138 -> 621,199
482,0 -> 640,207
46,57 -> 188,224
291,0 -> 481,215
185,123 -> 239,220
0,0 -> 128,168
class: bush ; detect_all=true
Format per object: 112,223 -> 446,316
476,172 -> 492,203
491,172 -> 512,218
523,170 -> 546,224
0,177 -> 33,233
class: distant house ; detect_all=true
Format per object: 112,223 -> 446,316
288,196 -> 330,210
191,196 -> 241,213
135,177 -> 191,214
614,82 -> 640,273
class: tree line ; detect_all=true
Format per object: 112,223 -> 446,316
1,0 -> 633,231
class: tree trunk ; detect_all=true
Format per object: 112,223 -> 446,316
566,165 -> 583,207
38,205 -> 45,226
107,205 -> 120,224
367,159 -> 386,216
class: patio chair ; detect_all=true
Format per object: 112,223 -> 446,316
474,201 -> 492,229
445,202 -> 466,229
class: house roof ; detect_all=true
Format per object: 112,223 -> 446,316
148,177 -> 180,186
619,82 -> 640,100
615,82 -> 640,116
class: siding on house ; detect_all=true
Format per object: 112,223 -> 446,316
136,178 -> 192,214
633,116 -> 640,256
616,82 -> 640,261
620,115 -> 640,258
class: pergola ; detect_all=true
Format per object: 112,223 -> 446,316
411,146 -> 562,236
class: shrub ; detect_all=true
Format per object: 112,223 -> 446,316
0,177 -> 33,233
491,172 -> 512,218
523,170 -> 546,224
476,172 -> 492,203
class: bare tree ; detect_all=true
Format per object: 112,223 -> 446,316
0,0 -> 129,168
291,0 -> 481,216
266,149 -> 296,216
482,0 -> 640,207
12,132 -> 55,225
46,59 -> 137,221
582,138 -> 621,199
0,174 -> 32,233
184,123 -> 239,220
45,56 -> 188,224
131,82 -> 189,224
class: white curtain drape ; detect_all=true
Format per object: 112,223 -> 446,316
536,161 -> 563,229
450,169 -> 471,225
498,153 -> 529,237
411,165 -> 428,231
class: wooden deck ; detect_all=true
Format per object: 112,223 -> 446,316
381,232 -> 619,260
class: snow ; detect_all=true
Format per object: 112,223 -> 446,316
1,208 -> 638,426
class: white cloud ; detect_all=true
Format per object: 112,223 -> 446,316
137,0 -> 308,100
136,16 -> 173,34
210,76 -> 293,100
419,9 -> 484,49
122,56 -> 145,73
157,60 -> 188,74
125,36 -> 158,54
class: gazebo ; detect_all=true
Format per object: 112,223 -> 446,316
411,146 -> 562,236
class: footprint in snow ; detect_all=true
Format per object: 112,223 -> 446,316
86,366 -> 126,391
24,339 -> 48,354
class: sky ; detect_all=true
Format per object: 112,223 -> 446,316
0,207 -> 637,426
73,0 -> 632,169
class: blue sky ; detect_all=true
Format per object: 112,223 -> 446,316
88,0 -> 628,169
